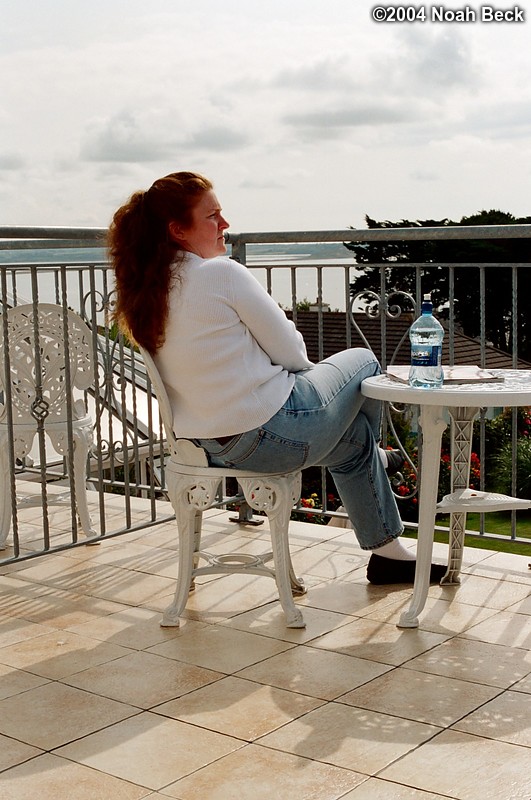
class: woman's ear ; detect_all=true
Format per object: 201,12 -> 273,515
168,221 -> 184,242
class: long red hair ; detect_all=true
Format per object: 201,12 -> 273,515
108,171 -> 213,353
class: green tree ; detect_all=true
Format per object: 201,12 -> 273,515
345,210 -> 531,360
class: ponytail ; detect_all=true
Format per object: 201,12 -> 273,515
108,172 -> 212,353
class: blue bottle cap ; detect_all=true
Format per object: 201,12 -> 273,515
421,293 -> 432,314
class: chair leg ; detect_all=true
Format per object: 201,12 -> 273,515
0,435 -> 11,549
72,429 -> 97,538
240,474 -> 305,629
269,510 -> 306,628
161,502 -> 198,627
189,510 -> 203,591
283,472 -> 307,598
161,474 -> 220,627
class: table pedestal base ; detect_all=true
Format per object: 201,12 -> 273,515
361,372 -> 531,629
398,404 -> 531,627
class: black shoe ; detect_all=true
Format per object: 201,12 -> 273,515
385,449 -> 405,478
366,553 -> 447,585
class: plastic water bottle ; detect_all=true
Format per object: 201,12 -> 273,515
408,294 -> 444,389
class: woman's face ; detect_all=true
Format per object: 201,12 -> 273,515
170,189 -> 229,258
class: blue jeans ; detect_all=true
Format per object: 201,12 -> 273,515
198,348 -> 403,550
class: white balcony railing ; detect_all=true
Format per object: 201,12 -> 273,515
1,224 -> 531,564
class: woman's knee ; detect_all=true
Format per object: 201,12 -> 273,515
322,347 -> 380,378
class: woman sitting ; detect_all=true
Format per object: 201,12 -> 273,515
108,171 -> 445,586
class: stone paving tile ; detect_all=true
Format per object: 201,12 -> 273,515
1,509 -> 529,798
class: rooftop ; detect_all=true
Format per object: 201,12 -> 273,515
1,492 -> 530,799
289,310 -> 531,369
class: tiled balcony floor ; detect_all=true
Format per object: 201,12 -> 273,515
0,497 -> 530,799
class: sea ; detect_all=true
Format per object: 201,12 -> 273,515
0,242 -> 362,312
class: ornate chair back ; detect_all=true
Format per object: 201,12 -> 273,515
0,303 -> 96,545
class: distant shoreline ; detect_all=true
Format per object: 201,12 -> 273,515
0,243 -> 358,311
0,241 -> 352,263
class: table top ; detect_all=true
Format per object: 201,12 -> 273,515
362,369 -> 531,407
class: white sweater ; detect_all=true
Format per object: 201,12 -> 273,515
154,252 -> 314,437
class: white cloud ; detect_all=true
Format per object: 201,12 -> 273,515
80,112 -> 178,163
462,100 -> 531,139
80,110 -> 252,163
184,126 -> 250,152
0,153 -> 26,170
1,1 -> 530,229
283,104 -> 415,129
386,28 -> 481,91
271,57 -> 360,92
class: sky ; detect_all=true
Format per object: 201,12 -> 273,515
1,0 -> 531,233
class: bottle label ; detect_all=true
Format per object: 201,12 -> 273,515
411,344 -> 442,366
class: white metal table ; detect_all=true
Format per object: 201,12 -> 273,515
362,369 -> 531,628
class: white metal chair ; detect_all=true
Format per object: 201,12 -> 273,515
0,303 -> 96,547
139,346 -> 307,629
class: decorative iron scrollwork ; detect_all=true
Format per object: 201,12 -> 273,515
349,287 -> 419,501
